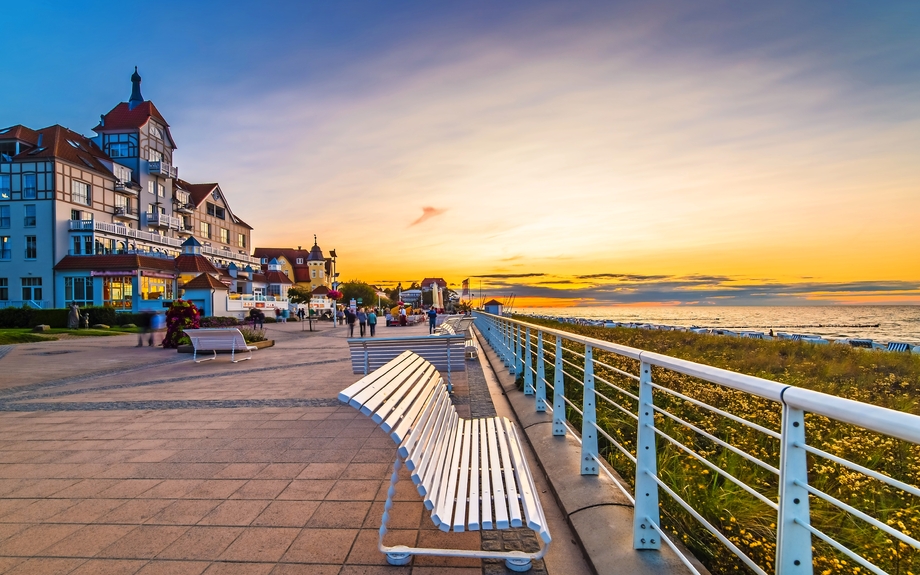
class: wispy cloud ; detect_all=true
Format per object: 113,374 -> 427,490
409,207 -> 448,227
474,273 -> 546,279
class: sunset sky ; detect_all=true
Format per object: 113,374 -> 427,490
4,1 -> 919,306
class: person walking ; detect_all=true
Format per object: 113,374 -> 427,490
367,309 -> 377,336
427,307 -> 438,334
345,307 -> 356,337
137,310 -> 155,347
357,307 -> 368,337
399,306 -> 407,327
297,308 -> 306,321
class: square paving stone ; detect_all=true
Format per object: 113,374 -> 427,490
197,500 -> 270,526
41,524 -> 138,557
156,526 -> 244,560
135,560 -> 209,575
326,480 -> 382,501
229,480 -> 290,500
307,501 -> 373,529
346,529 -> 417,565
251,500 -> 319,527
218,527 -> 300,562
296,463 -> 347,480
4,557 -> 85,574
96,498 -> 175,524
96,525 -> 190,559
282,528 -> 359,564
148,500 -> 223,526
68,558 -> 148,574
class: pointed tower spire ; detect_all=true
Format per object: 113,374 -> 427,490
128,67 -> 144,110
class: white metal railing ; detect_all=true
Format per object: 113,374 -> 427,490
144,212 -> 181,229
0,300 -> 51,309
68,219 -> 95,231
202,245 -> 260,265
148,161 -> 177,178
93,221 -> 183,248
474,312 -> 920,575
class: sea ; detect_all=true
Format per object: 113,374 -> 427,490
515,306 -> 920,345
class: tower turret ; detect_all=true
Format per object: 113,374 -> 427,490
128,67 -> 144,110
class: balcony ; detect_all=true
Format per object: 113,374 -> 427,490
201,244 -> 261,266
176,202 -> 195,214
114,206 -> 139,220
148,161 -> 178,178
144,212 -> 181,229
93,220 -> 183,248
68,219 -> 95,231
114,180 -> 140,195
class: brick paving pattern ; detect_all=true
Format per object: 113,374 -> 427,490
0,320 -> 553,574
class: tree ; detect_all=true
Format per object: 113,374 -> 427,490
287,286 -> 313,305
339,280 -> 392,309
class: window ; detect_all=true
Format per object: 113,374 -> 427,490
71,209 -> 82,221
0,278 -> 7,301
0,206 -> 8,228
158,184 -> 164,198
102,276 -> 133,309
24,205 -> 36,227
0,236 -> 9,260
71,235 -> 93,255
0,174 -> 9,200
65,277 -> 93,306
103,133 -> 138,158
71,180 -> 91,205
296,258 -> 303,264
268,285 -> 282,297
148,181 -> 155,195
238,233 -> 246,248
25,235 -> 36,259
149,149 -> 163,162
200,221 -> 211,238
206,202 -> 225,219
141,276 -> 174,300
220,228 -> 229,244
146,203 -> 154,214
115,195 -> 127,209
149,123 -> 163,140
21,277 -> 42,301
23,174 -> 36,199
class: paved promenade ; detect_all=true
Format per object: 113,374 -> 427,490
0,320 -> 591,575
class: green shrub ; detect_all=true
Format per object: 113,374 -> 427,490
0,306 -> 34,328
200,316 -> 240,327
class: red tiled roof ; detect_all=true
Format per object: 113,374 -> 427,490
94,101 -> 169,131
252,248 -> 313,266
175,254 -> 220,274
420,278 -> 448,289
311,286 -> 330,295
178,181 -> 219,207
53,254 -> 177,272
9,125 -> 114,177
183,273 -> 228,290
0,125 -> 40,144
264,270 -> 293,285
251,273 -> 268,283
293,269 -> 313,282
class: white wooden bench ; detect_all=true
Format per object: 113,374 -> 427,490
338,351 -> 550,571
347,334 -> 466,390
183,328 -> 258,363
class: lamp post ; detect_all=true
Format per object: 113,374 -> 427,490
329,249 -> 337,328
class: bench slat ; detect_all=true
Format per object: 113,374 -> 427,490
359,356 -> 427,418
497,417 -> 524,529
401,387 -> 451,465
453,419 -> 473,532
428,411 -> 460,517
390,370 -> 441,447
338,351 -> 415,406
468,420 -> 481,531
487,418 -> 510,529
418,409 -> 457,501
479,419 -> 494,530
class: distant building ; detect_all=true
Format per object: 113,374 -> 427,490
0,69 -> 258,311
252,237 -> 334,293
483,299 -> 504,315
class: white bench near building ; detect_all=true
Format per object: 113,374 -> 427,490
183,328 -> 258,363
338,351 -> 551,571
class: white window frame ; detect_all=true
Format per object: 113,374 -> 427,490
71,180 -> 91,205
22,173 -> 37,199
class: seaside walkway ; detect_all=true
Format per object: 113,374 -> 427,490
0,320 -> 678,575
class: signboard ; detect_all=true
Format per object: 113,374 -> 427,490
357,298 -> 363,304
91,270 -> 137,277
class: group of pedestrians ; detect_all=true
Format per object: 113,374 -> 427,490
343,306 -> 378,338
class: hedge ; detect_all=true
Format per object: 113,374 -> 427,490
0,306 -> 144,329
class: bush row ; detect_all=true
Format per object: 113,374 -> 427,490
0,306 -> 145,328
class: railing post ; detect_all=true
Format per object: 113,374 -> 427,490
515,324 -> 524,377
581,345 -> 598,475
634,360 -> 660,549
535,331 -> 547,412
510,323 -> 519,375
501,320 -> 511,368
523,327 -> 534,395
776,404 -> 814,574
552,335 -> 566,436
363,342 -> 369,375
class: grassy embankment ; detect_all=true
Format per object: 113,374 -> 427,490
0,327 -> 139,345
516,316 -> 920,575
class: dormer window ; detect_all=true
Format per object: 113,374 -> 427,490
296,258 -> 303,264
206,202 -> 225,220
149,123 -> 163,140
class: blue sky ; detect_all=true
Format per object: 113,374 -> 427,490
3,1 -> 920,305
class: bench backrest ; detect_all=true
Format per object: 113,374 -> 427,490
183,328 -> 248,350
437,323 -> 456,335
347,334 -> 466,375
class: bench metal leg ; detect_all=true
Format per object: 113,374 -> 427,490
194,349 -> 217,363
378,456 -> 546,570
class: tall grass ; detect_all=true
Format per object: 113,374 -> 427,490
515,317 -> 920,575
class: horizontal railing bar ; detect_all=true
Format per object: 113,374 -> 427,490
647,518 -> 703,575
591,388 -> 639,421
795,480 -> 920,550
648,409 -> 779,475
592,357 -> 641,381
590,421 -> 637,463
651,425 -> 778,510
562,396 -> 583,416
795,442 -> 920,499
594,373 -> 641,403
648,472 -> 769,575
649,382 -> 781,439
794,520 -> 887,575
561,358 -> 586,375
